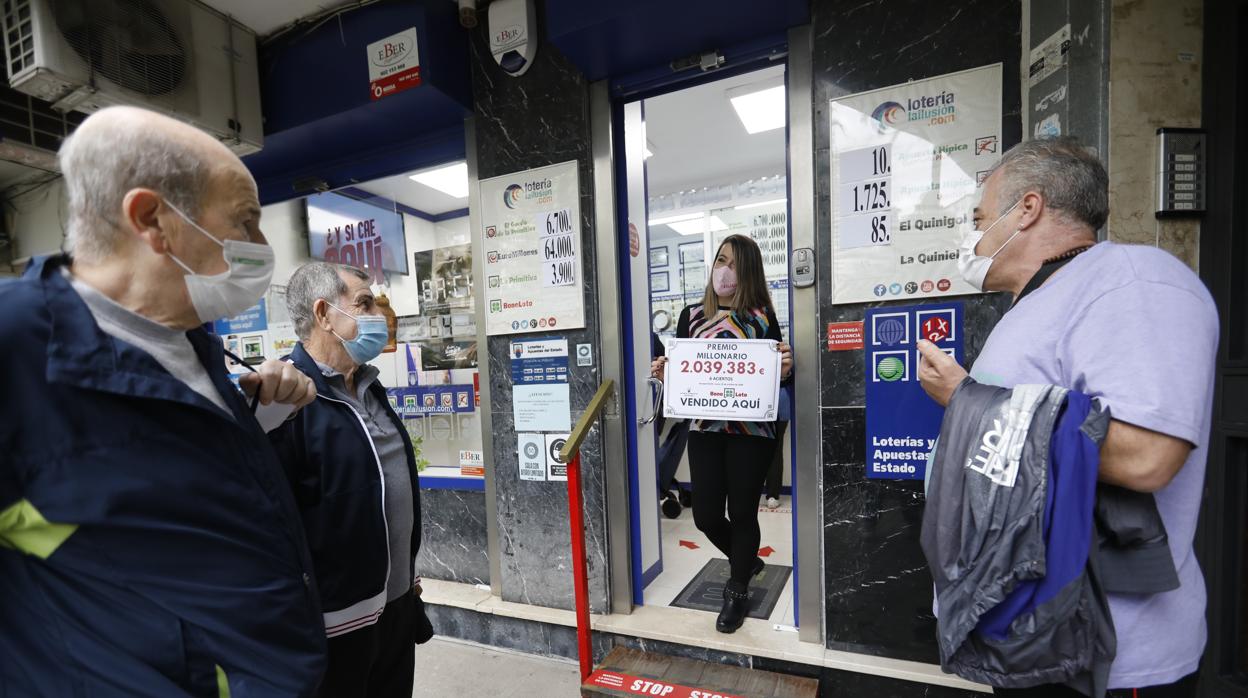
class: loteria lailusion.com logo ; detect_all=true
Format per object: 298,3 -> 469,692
871,90 -> 958,131
503,184 -> 523,209
502,178 -> 555,209
870,101 -> 906,129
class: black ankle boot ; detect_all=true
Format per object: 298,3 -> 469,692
750,557 -> 765,578
716,580 -> 750,633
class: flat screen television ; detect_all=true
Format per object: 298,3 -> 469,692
306,190 -> 409,275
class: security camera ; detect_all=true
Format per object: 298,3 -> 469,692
488,0 -> 536,77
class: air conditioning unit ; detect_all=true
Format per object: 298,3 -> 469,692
0,0 -> 263,155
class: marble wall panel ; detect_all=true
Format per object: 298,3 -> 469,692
810,0 -> 1021,659
417,488 -> 491,586
468,6 -> 611,613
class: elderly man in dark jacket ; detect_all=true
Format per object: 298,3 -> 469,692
0,107 -> 324,696
271,261 -> 434,698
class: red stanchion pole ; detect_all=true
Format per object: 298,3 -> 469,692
567,451 -> 593,681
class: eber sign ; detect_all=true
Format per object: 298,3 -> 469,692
367,28 -> 421,100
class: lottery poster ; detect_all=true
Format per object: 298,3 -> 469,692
829,64 -> 1003,304
479,161 -> 585,335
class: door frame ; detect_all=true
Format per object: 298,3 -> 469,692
785,23 -> 823,645
1197,0 -> 1247,695
589,80 -> 637,615
614,98 -> 666,605
593,27 -> 825,643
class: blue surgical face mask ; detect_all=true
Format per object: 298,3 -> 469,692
327,302 -> 389,365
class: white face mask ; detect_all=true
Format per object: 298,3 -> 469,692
164,202 -> 275,323
957,199 -> 1022,292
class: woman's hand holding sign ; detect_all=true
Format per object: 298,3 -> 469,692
650,356 -> 668,380
778,342 -> 793,380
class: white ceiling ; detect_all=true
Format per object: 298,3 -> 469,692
643,64 -> 787,197
355,166 -> 470,216
200,0 -> 351,36
344,65 -> 790,220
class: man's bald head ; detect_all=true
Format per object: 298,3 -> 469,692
59,106 -> 252,263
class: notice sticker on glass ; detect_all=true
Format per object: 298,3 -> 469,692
459,449 -> 485,478
518,433 -> 546,482
545,433 -> 570,482
513,384 -> 572,431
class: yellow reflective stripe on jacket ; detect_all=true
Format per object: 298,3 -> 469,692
0,499 -> 76,559
216,665 -> 231,698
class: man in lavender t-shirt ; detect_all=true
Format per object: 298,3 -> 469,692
918,138 -> 1219,697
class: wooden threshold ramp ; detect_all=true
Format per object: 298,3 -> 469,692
582,647 -> 818,698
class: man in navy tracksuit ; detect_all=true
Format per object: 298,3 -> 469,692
270,262 -> 434,698
0,108 -> 326,695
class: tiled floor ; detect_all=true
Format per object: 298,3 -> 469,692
412,637 -> 581,697
417,494 -> 989,694
420,578 -> 990,693
643,495 -> 796,627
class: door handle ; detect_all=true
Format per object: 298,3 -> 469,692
639,377 -> 664,426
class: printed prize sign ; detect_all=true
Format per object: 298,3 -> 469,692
662,339 -> 781,421
479,161 -> 586,335
829,64 -> 1003,304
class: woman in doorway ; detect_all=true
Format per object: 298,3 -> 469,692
650,234 -> 793,634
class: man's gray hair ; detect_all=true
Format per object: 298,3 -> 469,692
287,262 -> 370,340
59,123 -> 212,263
987,136 -> 1109,231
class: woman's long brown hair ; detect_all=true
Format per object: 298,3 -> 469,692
701,234 -> 774,318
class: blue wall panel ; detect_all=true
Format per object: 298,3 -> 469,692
246,1 -> 471,204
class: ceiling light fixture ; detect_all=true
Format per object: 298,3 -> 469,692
727,82 -> 786,134
734,198 -> 786,211
666,220 -> 705,236
649,212 -> 703,226
666,215 -> 727,236
409,161 -> 469,198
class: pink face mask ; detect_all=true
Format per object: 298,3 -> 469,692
712,265 -> 738,296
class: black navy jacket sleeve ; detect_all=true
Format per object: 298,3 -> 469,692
0,445 -> 18,514
268,415 -> 321,508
